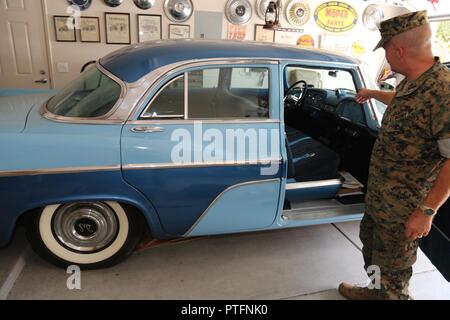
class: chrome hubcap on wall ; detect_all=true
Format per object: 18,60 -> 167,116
52,202 -> 119,253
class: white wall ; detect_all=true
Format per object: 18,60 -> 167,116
42,0 -> 410,89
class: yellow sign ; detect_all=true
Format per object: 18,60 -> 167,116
297,35 -> 315,47
314,1 -> 358,32
351,40 -> 365,56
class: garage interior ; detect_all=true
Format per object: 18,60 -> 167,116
1,222 -> 449,299
0,0 -> 449,300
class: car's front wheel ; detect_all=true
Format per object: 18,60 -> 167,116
26,201 -> 142,269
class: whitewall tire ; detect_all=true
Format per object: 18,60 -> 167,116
26,201 -> 143,269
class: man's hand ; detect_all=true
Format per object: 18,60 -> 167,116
405,209 -> 433,240
356,88 -> 373,104
355,88 -> 396,105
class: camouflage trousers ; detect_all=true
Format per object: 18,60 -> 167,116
359,213 -> 420,300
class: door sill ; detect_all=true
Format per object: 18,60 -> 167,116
282,199 -> 364,221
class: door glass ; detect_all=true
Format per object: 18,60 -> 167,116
188,67 -> 270,119
143,75 -> 185,118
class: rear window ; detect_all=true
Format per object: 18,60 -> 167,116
46,67 -> 121,118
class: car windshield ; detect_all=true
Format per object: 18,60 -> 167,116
46,67 -> 122,118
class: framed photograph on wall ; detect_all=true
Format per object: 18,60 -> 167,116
54,16 -> 76,42
254,24 -> 274,43
274,28 -> 304,45
137,14 -> 162,42
105,12 -> 131,45
80,17 -> 101,43
168,24 -> 190,39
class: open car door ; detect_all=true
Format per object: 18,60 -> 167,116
420,198 -> 450,281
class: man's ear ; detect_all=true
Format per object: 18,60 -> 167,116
396,45 -> 405,59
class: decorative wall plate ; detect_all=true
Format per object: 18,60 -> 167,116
286,0 -> 310,26
104,0 -> 123,7
164,0 -> 194,23
133,0 -> 155,10
256,0 -> 273,20
362,4 -> 384,31
67,0 -> 92,10
225,0 -> 252,25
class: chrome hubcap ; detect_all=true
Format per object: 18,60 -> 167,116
52,202 -> 118,253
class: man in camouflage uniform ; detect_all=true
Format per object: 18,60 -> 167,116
339,11 -> 450,300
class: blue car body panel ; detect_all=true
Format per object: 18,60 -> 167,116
123,167 -> 281,236
0,94 -> 51,133
0,171 -> 165,246
188,179 -> 281,236
0,41 -> 360,246
1,105 -> 121,171
121,61 -> 284,236
0,88 -> 56,97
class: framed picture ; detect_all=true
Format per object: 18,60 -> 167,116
54,16 -> 76,42
80,17 -> 101,43
320,34 -> 352,55
254,24 -> 274,43
137,14 -> 162,42
228,24 -> 247,40
274,28 -> 304,45
169,24 -> 190,39
105,12 -> 131,45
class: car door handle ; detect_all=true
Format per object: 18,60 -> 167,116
131,126 -> 165,133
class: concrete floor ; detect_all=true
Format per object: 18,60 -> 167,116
0,221 -> 449,300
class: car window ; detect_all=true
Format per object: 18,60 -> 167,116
286,66 -> 356,93
143,66 -> 270,119
143,75 -> 185,118
230,68 -> 269,89
189,67 -> 269,119
47,67 -> 121,118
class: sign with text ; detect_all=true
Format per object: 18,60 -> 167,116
314,1 -> 358,32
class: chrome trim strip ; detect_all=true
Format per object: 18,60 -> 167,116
123,159 -> 282,170
356,66 -> 378,124
128,57 -> 357,121
128,59 -> 281,121
138,61 -> 275,121
130,57 -> 355,88
40,55 -> 358,124
40,62 -> 128,125
184,72 -> 189,120
184,178 -> 281,236
0,165 -> 121,178
126,119 -> 281,125
286,178 -> 342,190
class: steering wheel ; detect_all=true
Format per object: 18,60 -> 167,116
284,80 -> 308,107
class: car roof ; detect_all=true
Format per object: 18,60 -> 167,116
100,39 -> 359,83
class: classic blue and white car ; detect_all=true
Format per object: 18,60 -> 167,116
1,40 -> 448,274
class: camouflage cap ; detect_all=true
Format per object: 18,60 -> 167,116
373,10 -> 429,51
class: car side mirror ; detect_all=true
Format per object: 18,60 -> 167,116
378,80 -> 395,91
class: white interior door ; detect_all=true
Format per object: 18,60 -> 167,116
0,0 -> 50,89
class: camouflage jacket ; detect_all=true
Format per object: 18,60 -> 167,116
365,58 -> 450,222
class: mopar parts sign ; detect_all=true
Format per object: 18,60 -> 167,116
314,1 -> 358,32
